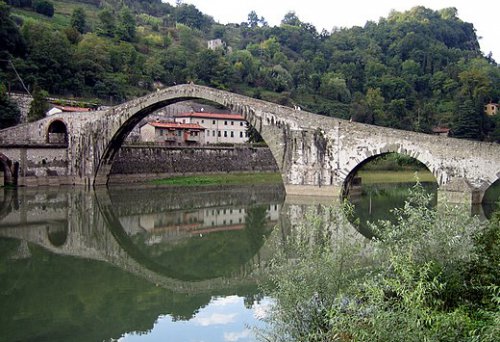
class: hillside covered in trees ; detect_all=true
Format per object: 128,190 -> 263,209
1,0 -> 500,141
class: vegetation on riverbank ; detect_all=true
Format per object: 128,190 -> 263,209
150,172 -> 282,186
357,170 -> 436,184
260,185 -> 500,341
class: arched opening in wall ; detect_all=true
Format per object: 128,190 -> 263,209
482,179 -> 500,219
343,152 -> 437,237
0,153 -> 18,187
106,98 -> 281,188
47,120 -> 68,145
46,223 -> 68,247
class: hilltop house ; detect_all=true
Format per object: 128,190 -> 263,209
484,103 -> 499,116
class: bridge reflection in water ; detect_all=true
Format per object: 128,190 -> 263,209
0,184 -> 366,341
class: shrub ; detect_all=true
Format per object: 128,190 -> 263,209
261,184 -> 499,341
32,0 -> 54,17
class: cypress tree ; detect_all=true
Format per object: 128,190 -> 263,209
453,97 -> 482,140
28,85 -> 48,122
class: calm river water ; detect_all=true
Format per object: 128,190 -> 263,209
0,180 -> 497,341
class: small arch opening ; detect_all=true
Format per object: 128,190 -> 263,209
343,152 -> 437,237
482,179 -> 500,219
47,224 -> 68,247
47,120 -> 68,145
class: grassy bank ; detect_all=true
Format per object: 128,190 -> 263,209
150,172 -> 282,186
357,170 -> 436,184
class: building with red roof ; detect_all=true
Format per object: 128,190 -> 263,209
140,121 -> 206,146
174,112 -> 248,144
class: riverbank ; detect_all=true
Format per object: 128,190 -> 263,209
150,172 -> 283,186
357,170 -> 435,184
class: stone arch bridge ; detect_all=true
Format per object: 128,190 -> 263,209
1,84 -> 499,205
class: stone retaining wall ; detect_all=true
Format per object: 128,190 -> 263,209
109,145 -> 279,183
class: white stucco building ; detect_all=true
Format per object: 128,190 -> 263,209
174,113 -> 249,144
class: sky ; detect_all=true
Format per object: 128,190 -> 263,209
165,0 -> 499,60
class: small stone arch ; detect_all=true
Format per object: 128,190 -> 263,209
341,150 -> 437,197
47,119 -> 68,145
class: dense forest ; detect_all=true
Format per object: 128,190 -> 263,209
1,0 -> 500,141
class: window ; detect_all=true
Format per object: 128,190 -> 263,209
224,120 -> 228,125
159,130 -> 164,136
240,122 -> 243,126
231,121 -> 234,125
230,131 -> 234,137
213,130 -> 216,136
201,120 -> 204,123
218,131 -> 221,137
240,132 -> 243,138
224,131 -> 228,137
213,120 -> 216,124
177,130 -> 182,136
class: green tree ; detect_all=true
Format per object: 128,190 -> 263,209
0,1 -> 26,60
489,115 -> 500,143
264,65 -> 292,93
70,7 -> 86,34
453,97 -> 482,139
175,3 -> 213,31
159,46 -> 189,85
117,7 -> 136,42
192,49 -> 229,88
319,72 -> 351,103
281,11 -> 301,26
32,0 -> 54,17
0,84 -> 21,128
247,10 -> 259,28
74,33 -> 111,89
97,8 -> 116,38
28,85 -> 48,122
21,21 -> 74,94
229,50 -> 259,84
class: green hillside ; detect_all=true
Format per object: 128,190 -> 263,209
1,0 -> 500,141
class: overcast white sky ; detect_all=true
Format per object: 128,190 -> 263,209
165,0 -> 499,60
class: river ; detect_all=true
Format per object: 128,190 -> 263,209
0,179 -> 497,341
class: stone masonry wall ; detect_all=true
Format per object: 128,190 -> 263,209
9,93 -> 32,123
109,145 -> 278,182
